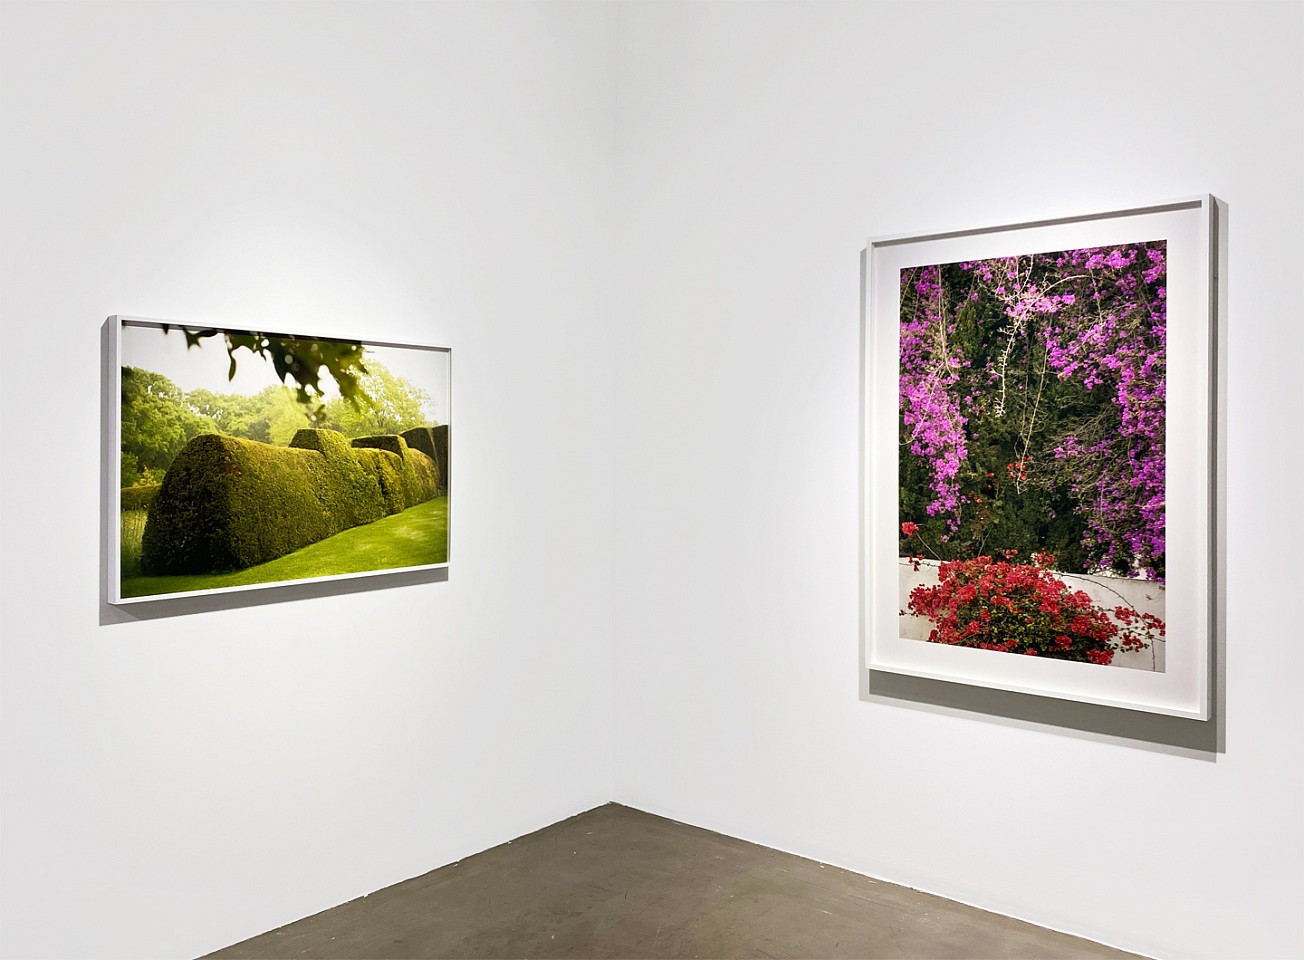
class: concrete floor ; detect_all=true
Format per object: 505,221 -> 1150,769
206,804 -> 1143,960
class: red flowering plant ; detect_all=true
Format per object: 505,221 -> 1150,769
903,548 -> 1164,666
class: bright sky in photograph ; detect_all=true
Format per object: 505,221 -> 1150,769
121,322 -> 450,424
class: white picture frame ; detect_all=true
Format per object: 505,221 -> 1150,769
863,197 -> 1216,720
107,316 -> 452,605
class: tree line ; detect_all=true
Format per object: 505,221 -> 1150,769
121,363 -> 435,487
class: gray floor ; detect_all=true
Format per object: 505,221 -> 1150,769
207,804 -> 1143,960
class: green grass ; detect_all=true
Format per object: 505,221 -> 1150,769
120,497 -> 448,599
120,510 -> 148,578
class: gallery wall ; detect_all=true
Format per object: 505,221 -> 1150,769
610,3 -> 1304,960
0,3 -> 617,958
3,3 -> 1302,960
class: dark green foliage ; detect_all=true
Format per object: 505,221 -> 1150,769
288,430 -> 389,529
121,368 -> 318,484
141,429 -> 440,575
120,484 -> 161,512
352,447 -> 408,515
352,435 -> 439,508
142,435 -> 340,574
399,427 -> 436,460
161,326 -> 367,409
433,425 -> 449,494
403,425 -> 449,494
898,264 -> 1106,574
121,497 -> 448,598
351,434 -> 406,457
120,367 -> 218,485
406,447 -> 439,504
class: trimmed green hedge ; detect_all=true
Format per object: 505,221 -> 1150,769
287,429 -> 388,529
351,447 -> 407,515
352,435 -> 438,509
140,429 -> 439,575
432,425 -> 448,494
402,425 -> 448,494
121,484 -> 161,512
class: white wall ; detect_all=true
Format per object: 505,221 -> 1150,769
611,3 -> 1303,960
4,3 -> 1303,960
0,3 -> 616,958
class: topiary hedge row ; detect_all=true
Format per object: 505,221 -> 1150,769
140,429 -> 441,575
120,483 -> 161,512
351,434 -> 438,509
402,425 -> 448,494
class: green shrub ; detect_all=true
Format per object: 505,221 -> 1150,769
288,429 -> 388,529
143,435 -> 334,574
402,425 -> 448,494
351,434 -> 405,457
405,447 -> 439,504
432,425 -> 448,493
352,435 -> 439,509
399,427 -> 435,460
120,510 -> 148,578
141,429 -> 442,575
120,484 -> 161,512
352,446 -> 407,515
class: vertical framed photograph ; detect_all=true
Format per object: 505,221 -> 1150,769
863,197 -> 1216,719
108,317 -> 451,604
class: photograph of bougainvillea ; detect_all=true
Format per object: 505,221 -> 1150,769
897,244 -> 1167,670
115,320 -> 450,601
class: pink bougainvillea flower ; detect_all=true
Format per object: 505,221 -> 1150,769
897,242 -> 1168,581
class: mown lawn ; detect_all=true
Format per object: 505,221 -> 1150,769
120,510 -> 148,579
120,496 -> 448,599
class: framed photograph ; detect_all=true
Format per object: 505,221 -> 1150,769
863,197 -> 1216,719
108,316 -> 451,604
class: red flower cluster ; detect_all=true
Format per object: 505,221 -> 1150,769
901,521 -> 920,537
905,553 -> 1162,666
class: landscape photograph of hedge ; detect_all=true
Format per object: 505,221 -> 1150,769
115,319 -> 450,601
897,243 -> 1167,670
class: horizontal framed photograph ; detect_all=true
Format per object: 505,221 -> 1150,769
863,196 -> 1216,719
108,316 -> 451,604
